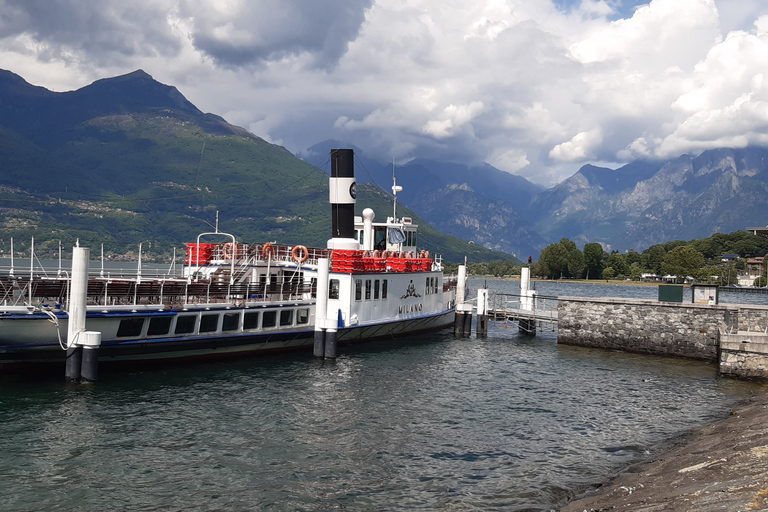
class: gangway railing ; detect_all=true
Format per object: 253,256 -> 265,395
487,291 -> 559,332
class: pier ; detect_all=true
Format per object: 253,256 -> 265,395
473,279 -> 768,382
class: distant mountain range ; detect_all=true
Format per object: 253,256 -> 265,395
529,148 -> 768,251
304,142 -> 768,257
0,68 -> 512,263
1,67 -> 766,261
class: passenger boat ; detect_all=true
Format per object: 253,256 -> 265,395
0,149 -> 459,375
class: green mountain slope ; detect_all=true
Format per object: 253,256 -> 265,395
0,69 -> 514,264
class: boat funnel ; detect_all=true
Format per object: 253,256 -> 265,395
328,148 -> 359,250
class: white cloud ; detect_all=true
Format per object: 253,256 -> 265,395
550,128 -> 604,162
0,0 -> 767,186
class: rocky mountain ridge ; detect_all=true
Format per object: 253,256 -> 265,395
531,148 -> 768,251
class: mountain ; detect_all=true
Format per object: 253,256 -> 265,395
0,69 -> 514,263
530,148 -> 768,251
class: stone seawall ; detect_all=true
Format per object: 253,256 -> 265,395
558,297 -> 725,361
558,298 -> 768,379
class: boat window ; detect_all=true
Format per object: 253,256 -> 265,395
365,279 -> 372,300
262,310 -> 277,328
426,277 -> 431,295
222,312 -> 240,332
280,309 -> 294,326
432,277 -> 437,294
243,311 -> 260,330
355,280 -> 362,301
382,279 -> 387,299
200,314 -> 219,333
147,317 -> 172,336
117,318 -> 144,337
175,315 -> 197,335
374,280 -> 380,300
297,308 -> 309,325
374,227 -> 388,250
329,279 -> 340,300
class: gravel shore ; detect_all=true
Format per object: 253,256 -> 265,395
561,390 -> 768,512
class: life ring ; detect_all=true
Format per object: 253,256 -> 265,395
223,242 -> 234,259
406,251 -> 414,259
262,242 -> 274,259
292,245 -> 308,263
372,249 -> 382,258
420,250 -> 430,259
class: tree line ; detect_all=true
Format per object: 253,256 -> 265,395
449,231 -> 768,285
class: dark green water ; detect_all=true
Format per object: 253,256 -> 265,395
1,281 -> 764,511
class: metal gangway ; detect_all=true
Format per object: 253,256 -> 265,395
487,291 -> 559,334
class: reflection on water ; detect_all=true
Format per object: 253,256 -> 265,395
0,279 -> 765,511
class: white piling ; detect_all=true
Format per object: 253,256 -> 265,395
457,264 -> 466,305
64,247 -> 102,382
454,264 -> 472,336
477,288 -> 489,335
67,247 -> 89,346
65,247 -> 89,382
313,258 -> 330,358
519,266 -> 537,336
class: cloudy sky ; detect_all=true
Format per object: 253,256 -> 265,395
1,0 -> 767,185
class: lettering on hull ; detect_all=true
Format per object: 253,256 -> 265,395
398,304 -> 423,314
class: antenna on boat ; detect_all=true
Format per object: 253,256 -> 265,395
100,243 -> 104,278
392,158 -> 402,222
215,211 -> 219,233
9,238 -> 13,276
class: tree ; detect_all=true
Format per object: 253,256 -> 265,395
583,243 -> 604,280
602,267 -> 615,280
625,250 -> 642,267
606,251 -> 629,277
641,245 -> 666,275
629,263 -> 644,281
537,242 -> 570,279
661,246 -> 705,282
537,238 -> 584,279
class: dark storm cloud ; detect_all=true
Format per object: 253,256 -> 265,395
0,0 -> 181,65
179,0 -> 374,68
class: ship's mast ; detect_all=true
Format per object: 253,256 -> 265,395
392,158 -> 402,222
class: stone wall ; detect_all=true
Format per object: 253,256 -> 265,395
557,297 -> 730,362
732,305 -> 768,333
557,297 -> 768,380
719,332 -> 768,380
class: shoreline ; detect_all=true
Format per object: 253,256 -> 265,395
560,389 -> 768,511
469,276 -> 671,287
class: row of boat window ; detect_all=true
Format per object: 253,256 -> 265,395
355,279 -> 388,301
425,276 -> 439,295
116,308 -> 311,338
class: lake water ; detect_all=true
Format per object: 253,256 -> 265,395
1,280 -> 765,511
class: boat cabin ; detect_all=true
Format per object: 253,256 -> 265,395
354,216 -> 418,254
